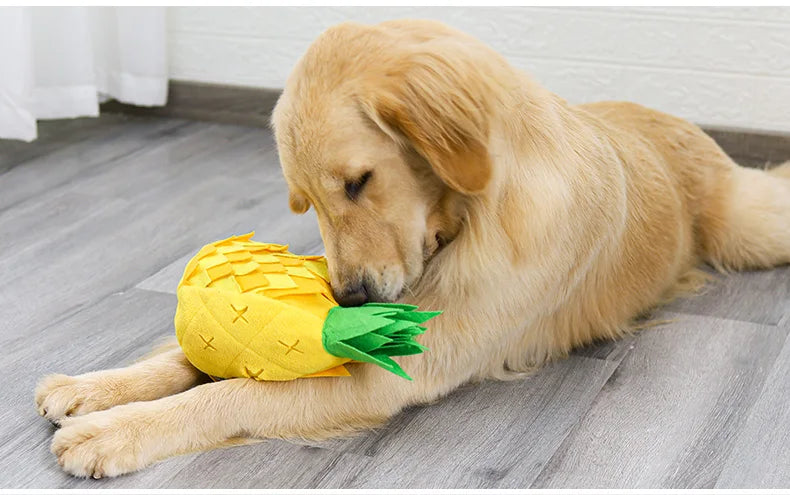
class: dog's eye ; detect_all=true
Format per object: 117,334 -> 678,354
344,171 -> 372,201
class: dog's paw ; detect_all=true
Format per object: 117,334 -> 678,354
51,409 -> 147,478
35,373 -> 118,423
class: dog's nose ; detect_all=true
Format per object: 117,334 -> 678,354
334,284 -> 368,307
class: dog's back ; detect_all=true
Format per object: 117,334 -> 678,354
582,100 -> 790,271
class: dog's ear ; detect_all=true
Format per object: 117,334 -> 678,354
360,48 -> 494,195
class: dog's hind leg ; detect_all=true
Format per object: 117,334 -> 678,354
35,343 -> 208,424
699,160 -> 790,271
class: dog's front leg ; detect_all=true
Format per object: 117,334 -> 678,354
51,363 -> 431,478
36,345 -> 208,423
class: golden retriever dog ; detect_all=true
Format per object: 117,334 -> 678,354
35,19 -> 790,478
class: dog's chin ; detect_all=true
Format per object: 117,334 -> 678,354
368,235 -> 453,304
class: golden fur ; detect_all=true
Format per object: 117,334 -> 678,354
35,20 -> 790,478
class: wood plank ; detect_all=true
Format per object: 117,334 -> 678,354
13,120 -> 274,205
69,124 -> 276,200
715,313 -> 790,488
309,356 -> 620,488
531,311 -> 789,489
90,440 -> 367,489
0,191 -> 124,253
571,334 -> 637,362
0,120 -> 249,253
663,265 -> 790,325
0,117 -> 191,212
0,116 -> 123,175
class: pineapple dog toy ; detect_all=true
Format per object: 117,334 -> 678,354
174,233 -> 440,381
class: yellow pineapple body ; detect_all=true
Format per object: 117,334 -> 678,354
174,233 -> 351,381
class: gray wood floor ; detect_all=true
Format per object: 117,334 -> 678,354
1,114 -> 788,489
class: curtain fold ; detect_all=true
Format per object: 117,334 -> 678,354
0,7 -> 167,142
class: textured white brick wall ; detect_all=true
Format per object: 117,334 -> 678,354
168,7 -> 790,132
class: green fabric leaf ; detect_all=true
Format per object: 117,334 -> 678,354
322,312 -> 393,341
321,302 -> 441,380
345,332 -> 392,353
326,341 -> 411,379
392,326 -> 427,337
390,310 -> 442,323
377,343 -> 427,356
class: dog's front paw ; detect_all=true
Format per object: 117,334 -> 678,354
51,409 -> 149,478
35,373 -> 118,423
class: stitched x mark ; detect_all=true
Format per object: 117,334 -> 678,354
278,339 -> 303,355
231,304 -> 248,323
244,366 -> 264,379
200,334 -> 216,351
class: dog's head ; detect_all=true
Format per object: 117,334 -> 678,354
271,21 -> 504,306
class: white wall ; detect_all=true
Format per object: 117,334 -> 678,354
168,7 -> 790,133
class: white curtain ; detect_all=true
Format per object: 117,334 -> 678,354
0,7 -> 167,142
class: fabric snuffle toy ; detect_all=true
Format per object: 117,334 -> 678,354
174,233 -> 440,381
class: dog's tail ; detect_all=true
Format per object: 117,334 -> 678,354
699,160 -> 790,271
